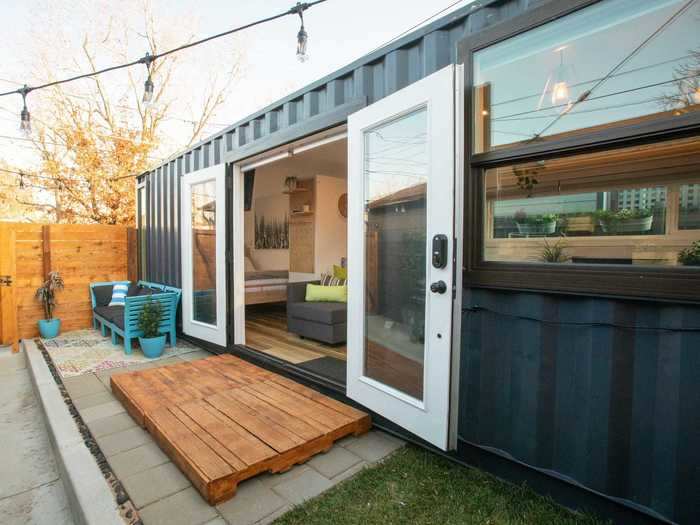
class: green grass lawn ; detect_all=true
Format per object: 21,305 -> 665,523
274,445 -> 609,525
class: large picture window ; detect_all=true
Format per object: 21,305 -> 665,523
472,0 -> 700,154
484,137 -> 699,266
463,0 -> 700,300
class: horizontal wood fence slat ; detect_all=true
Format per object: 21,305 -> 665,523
0,222 -> 137,351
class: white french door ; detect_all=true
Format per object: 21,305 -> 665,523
347,65 -> 460,450
181,165 -> 227,346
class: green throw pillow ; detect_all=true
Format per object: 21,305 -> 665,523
306,283 -> 347,303
333,264 -> 347,281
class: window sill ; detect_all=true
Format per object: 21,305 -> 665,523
465,262 -> 700,304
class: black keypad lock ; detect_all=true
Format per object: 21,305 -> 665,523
432,234 -> 448,269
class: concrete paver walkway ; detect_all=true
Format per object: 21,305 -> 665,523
0,350 -> 74,525
63,347 -> 404,525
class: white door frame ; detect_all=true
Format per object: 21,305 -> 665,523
230,127 -> 348,347
181,164 -> 227,346
347,65 -> 461,451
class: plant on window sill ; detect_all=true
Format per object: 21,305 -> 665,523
539,235 -> 571,263
678,240 -> 700,267
594,207 -> 654,234
513,211 -> 558,236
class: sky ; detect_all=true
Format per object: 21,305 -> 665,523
0,0 -> 474,172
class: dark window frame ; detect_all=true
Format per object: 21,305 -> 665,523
458,0 -> 700,303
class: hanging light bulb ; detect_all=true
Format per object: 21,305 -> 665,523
293,2 -> 309,62
297,24 -> 308,62
143,75 -> 154,105
19,85 -> 32,136
551,48 -> 571,106
141,52 -> 155,106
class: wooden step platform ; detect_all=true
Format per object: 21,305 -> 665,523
110,354 -> 371,504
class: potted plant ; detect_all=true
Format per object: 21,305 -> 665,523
138,297 -> 166,358
539,236 -> 570,263
35,271 -> 64,339
595,207 -> 654,234
514,211 -> 558,236
678,240 -> 700,267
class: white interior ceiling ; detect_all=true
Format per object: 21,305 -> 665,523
255,138 -> 348,180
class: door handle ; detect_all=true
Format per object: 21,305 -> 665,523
430,280 -> 447,294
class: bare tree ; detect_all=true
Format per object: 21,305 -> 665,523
659,49 -> 700,114
14,0 -> 242,225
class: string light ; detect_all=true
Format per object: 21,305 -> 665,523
292,3 -> 309,62
0,0 -> 328,136
19,85 -> 32,136
141,53 -> 155,106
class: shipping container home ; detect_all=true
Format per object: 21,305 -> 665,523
137,1 -> 700,523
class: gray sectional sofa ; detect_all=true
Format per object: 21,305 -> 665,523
286,281 -> 346,344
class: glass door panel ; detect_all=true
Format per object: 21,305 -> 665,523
364,108 -> 428,400
191,180 -> 218,325
181,165 -> 226,346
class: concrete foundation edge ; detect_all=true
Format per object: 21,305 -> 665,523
24,339 -> 123,525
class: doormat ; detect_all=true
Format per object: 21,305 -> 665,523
41,329 -> 199,378
298,356 -> 346,384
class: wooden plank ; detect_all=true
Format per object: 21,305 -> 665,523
205,393 -> 306,453
267,375 -> 369,422
42,225 -> 51,280
0,224 -> 18,351
167,405 -> 249,472
180,399 -> 278,464
244,381 -> 352,432
224,388 -> 323,442
146,407 -> 236,504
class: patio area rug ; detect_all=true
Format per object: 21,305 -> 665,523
41,329 -> 198,378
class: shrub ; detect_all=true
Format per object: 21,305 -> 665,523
138,297 -> 162,338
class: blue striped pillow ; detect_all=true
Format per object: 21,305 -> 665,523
108,284 -> 129,306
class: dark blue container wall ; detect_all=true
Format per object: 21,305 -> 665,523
141,138 -> 223,287
459,288 -> 700,524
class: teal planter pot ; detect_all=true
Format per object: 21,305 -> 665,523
38,319 -> 61,339
139,335 -> 166,358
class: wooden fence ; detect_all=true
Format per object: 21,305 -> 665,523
0,223 -> 137,351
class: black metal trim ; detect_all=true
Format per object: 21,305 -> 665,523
225,163 -> 234,348
457,0 -> 700,303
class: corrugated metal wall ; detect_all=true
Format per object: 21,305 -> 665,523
460,288 -> 700,524
139,0 -> 542,284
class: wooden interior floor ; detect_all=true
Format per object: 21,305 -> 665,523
245,304 -> 347,364
111,354 -> 371,505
